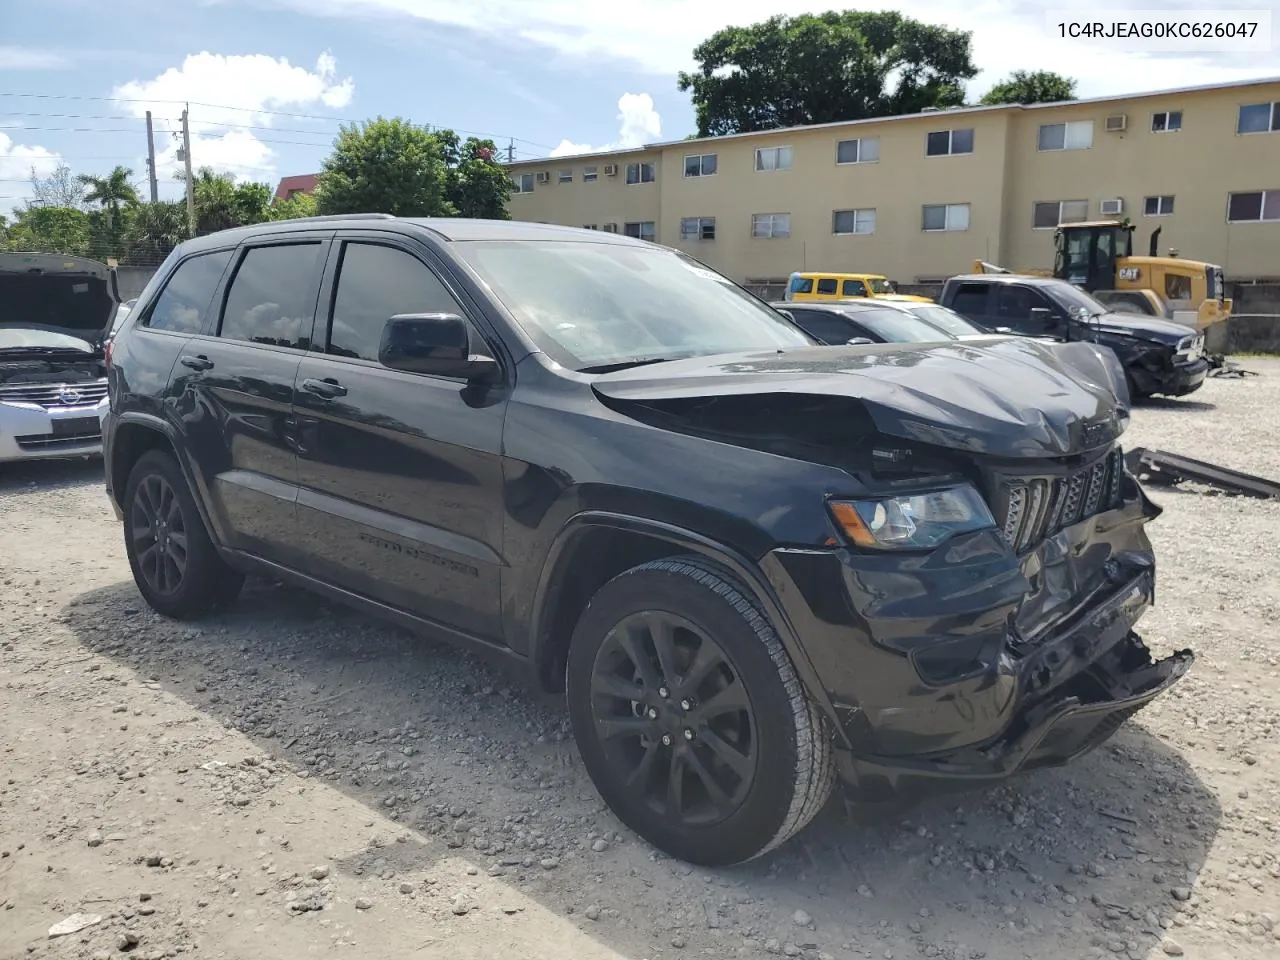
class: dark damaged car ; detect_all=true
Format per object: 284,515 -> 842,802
101,217 -> 1193,866
1,252 -> 119,464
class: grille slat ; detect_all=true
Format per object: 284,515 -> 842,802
0,379 -> 108,408
999,447 -> 1125,554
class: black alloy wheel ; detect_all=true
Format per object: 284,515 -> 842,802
130,473 -> 188,597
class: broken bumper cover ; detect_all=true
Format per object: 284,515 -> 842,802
1152,358 -> 1208,396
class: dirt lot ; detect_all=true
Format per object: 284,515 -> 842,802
2,362 -> 1278,960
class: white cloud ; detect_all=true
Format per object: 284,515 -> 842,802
0,133 -> 63,215
111,51 -> 355,183
0,46 -> 70,70
550,93 -> 662,156
271,0 -> 1280,99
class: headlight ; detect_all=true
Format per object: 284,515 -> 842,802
828,484 -> 995,550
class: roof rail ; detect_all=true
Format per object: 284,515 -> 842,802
268,212 -> 397,226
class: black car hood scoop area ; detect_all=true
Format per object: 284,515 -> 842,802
591,338 -> 1127,460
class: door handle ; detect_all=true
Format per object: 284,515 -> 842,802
180,354 -> 214,371
301,377 -> 347,399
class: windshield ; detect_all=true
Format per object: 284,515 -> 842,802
867,278 -> 894,295
1045,283 -> 1109,318
842,307 -> 957,342
905,304 -> 987,337
454,240 -> 813,370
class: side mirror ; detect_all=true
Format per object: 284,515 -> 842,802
379,313 -> 499,382
846,337 -> 874,345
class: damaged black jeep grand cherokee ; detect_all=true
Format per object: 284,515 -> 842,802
102,216 -> 1193,866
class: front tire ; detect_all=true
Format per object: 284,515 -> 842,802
566,557 -> 834,866
123,449 -> 244,619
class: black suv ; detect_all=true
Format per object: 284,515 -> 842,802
939,274 -> 1208,399
103,216 -> 1193,866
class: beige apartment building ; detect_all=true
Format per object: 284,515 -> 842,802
505,77 -> 1280,287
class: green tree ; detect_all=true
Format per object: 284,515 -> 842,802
435,132 -> 512,220
122,201 -> 190,265
677,12 -> 977,136
182,168 -> 275,235
269,191 -> 318,220
314,117 -> 450,217
76,166 -> 139,224
6,206 -> 92,255
980,70 -> 1077,105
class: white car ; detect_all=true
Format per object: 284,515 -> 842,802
1,252 -> 121,465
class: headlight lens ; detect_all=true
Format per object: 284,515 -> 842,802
828,484 -> 995,550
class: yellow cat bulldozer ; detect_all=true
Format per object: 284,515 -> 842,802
973,220 -> 1231,348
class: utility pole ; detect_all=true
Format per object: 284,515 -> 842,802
180,106 -> 195,235
144,111 -> 159,203
507,139 -> 515,163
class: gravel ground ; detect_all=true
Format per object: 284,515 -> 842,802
2,361 -> 1278,960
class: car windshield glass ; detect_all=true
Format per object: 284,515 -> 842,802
839,307 -> 956,342
906,304 -> 986,337
867,278 -> 894,295
453,240 -> 812,370
1045,283 -> 1108,317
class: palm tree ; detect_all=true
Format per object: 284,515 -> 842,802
76,166 -> 140,227
122,200 -> 189,266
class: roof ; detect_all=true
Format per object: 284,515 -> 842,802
507,74 -> 1280,167
771,299 -> 899,313
273,174 -> 319,200
176,215 -> 649,254
948,274 -> 1065,286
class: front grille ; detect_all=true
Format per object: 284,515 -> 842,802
999,446 -> 1125,554
0,378 -> 108,408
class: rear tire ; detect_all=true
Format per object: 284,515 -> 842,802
122,449 -> 243,619
566,556 -> 834,866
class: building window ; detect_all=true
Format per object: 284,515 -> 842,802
755,146 -> 794,172
1144,195 -> 1175,217
683,154 -> 718,177
512,173 -> 534,194
557,169 -> 573,184
1032,199 -> 1089,229
751,213 -> 791,238
1038,121 -> 1094,151
833,208 -> 876,235
835,138 -> 880,164
925,128 -> 974,157
680,217 -> 716,240
623,221 -> 656,240
1237,102 -> 1280,134
625,162 -> 655,185
1151,111 -> 1182,132
922,203 -> 970,232
1227,190 -> 1280,222
583,167 -> 598,183
583,224 -> 598,230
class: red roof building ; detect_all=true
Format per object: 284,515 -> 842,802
274,174 -> 319,201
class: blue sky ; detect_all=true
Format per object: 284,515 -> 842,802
2,0 -> 1277,215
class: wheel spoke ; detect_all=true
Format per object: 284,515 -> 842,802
699,725 -> 754,781
625,739 -> 660,789
693,677 -> 750,721
679,639 -> 726,696
591,670 -> 642,704
167,529 -> 189,560
137,542 -> 160,568
664,752 -> 686,818
613,623 -> 661,691
597,715 -> 650,741
645,613 -> 680,685
683,745 -> 734,814
129,522 -> 153,545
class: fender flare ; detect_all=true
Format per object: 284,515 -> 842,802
529,510 -> 850,749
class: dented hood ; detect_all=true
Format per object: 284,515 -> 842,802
591,337 -> 1127,459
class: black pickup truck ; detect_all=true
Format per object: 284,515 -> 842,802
938,274 -> 1208,399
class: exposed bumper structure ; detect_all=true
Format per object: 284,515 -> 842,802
761,472 -> 1192,808
1140,357 -> 1208,397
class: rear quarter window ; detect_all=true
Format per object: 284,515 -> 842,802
144,249 -> 234,334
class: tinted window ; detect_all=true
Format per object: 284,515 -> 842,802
220,243 -> 325,349
842,280 -> 867,297
949,283 -> 990,316
816,278 -> 838,295
146,250 -> 232,334
790,310 -> 860,345
846,308 -> 956,343
328,243 -> 465,363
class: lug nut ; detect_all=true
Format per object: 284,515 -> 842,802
661,734 -> 672,746
658,686 -> 669,699
646,707 -> 658,720
683,729 -> 694,741
679,699 -> 691,711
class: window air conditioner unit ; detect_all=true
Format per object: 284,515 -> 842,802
1100,198 -> 1124,216
535,171 -> 551,184
1105,114 -> 1127,132
603,164 -> 618,176
603,222 -> 618,233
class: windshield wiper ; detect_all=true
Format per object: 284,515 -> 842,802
579,356 -> 681,374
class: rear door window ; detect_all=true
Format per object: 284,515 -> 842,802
816,278 -> 838,295
219,243 -> 327,350
841,279 -> 868,297
145,250 -> 233,334
948,283 -> 991,319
